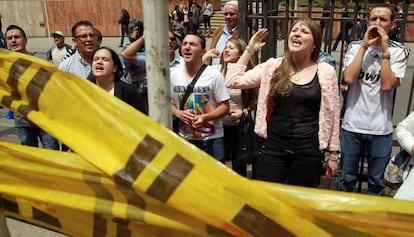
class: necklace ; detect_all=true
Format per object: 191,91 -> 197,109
291,74 -> 301,82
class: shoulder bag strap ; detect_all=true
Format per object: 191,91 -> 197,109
179,64 -> 207,110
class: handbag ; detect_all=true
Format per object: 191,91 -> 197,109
384,150 -> 412,190
173,64 -> 207,133
238,110 -> 261,178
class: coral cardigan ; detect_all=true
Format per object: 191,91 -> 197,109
226,57 -> 340,152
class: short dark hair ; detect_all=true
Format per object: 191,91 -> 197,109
129,18 -> 144,39
183,31 -> 206,49
6,24 -> 26,38
71,20 -> 94,37
369,3 -> 396,22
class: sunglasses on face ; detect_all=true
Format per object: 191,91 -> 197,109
75,33 -> 96,40
224,12 -> 236,16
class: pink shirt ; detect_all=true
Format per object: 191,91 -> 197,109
226,57 -> 340,152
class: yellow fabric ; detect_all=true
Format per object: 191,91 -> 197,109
0,49 -> 414,236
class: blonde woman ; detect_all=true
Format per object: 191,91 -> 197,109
204,38 -> 256,177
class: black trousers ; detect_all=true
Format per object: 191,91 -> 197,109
256,143 -> 324,187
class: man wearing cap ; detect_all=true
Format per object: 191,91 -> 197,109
47,30 -> 71,66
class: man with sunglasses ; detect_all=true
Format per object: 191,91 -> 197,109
58,20 -> 99,79
208,0 -> 239,65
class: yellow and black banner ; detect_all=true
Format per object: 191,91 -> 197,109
0,49 -> 414,237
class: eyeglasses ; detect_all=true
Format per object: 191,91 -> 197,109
74,33 -> 96,40
169,37 -> 176,41
224,12 -> 236,16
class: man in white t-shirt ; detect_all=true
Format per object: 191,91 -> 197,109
339,4 -> 410,196
171,32 -> 229,162
46,31 -> 71,66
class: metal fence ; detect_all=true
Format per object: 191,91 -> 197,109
238,0 -> 414,125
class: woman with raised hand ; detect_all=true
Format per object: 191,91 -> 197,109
203,38 -> 257,177
226,17 -> 340,187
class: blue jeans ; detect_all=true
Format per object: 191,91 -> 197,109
119,24 -> 130,47
189,137 -> 224,162
16,127 -> 59,150
339,130 -> 392,195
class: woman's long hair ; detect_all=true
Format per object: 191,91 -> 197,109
220,38 -> 254,77
268,17 -> 322,98
220,38 -> 257,109
121,8 -> 130,20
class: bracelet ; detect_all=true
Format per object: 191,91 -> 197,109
381,52 -> 391,60
245,46 -> 254,54
361,42 -> 369,49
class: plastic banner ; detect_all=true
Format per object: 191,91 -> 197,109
1,49 -> 414,237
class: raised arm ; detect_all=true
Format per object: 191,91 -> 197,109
121,35 -> 145,65
202,48 -> 220,63
237,28 -> 268,65
343,25 -> 399,91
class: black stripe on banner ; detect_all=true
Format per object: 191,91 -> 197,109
82,173 -> 113,237
18,67 -> 52,115
314,216 -> 368,236
93,214 -> 107,237
206,225 -> 235,237
1,58 -> 31,107
3,198 -> 19,214
232,204 -> 294,237
32,207 -> 61,228
113,218 -> 132,237
114,135 -> 163,187
114,182 -> 147,237
117,186 -> 146,217
146,154 -> 193,203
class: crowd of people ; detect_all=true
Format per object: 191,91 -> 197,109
324,0 -> 405,51
1,2 -> 412,196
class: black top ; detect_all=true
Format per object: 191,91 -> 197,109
89,78 -> 145,113
265,73 -> 321,155
114,80 -> 145,113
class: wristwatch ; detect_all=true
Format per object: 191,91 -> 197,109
381,52 -> 391,60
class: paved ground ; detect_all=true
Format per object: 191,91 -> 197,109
2,36 -> 414,236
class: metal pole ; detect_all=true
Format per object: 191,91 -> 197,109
42,0 -> 52,46
143,0 -> 172,128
